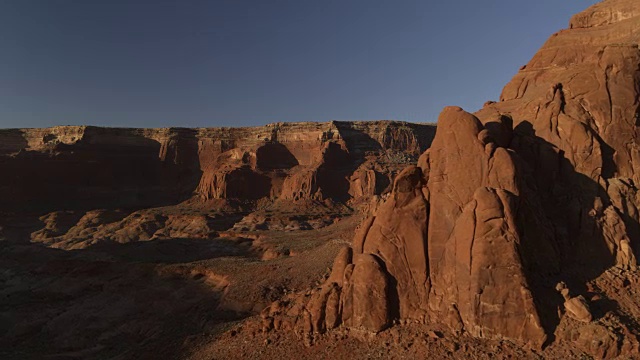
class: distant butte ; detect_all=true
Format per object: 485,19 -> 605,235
0,121 -> 435,213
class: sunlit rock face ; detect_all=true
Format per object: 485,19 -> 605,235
261,1 -> 640,356
0,121 -> 435,212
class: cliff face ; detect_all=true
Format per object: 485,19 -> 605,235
262,1 -> 640,356
0,126 -> 201,212
0,121 -> 435,213
476,0 -> 640,276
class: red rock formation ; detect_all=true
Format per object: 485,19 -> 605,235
262,2 -> 640,356
476,0 -> 640,274
263,108 -> 546,347
0,121 -> 434,213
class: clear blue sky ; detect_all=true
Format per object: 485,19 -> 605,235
0,0 -> 599,128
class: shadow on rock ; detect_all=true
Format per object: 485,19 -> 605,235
512,120 -> 640,345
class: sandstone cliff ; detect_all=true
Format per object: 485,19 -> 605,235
0,121 -> 435,213
262,1 -> 640,357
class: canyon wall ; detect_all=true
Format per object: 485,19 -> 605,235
0,121 -> 435,213
262,0 -> 640,356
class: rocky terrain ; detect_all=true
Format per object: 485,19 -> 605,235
0,121 -> 435,359
3,0 -> 640,359
0,121 -> 432,212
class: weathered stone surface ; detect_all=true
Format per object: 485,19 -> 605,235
360,165 -> 430,320
0,121 -> 435,212
477,0 -> 640,276
266,107 -> 546,346
327,247 -> 352,286
575,323 -> 623,359
344,254 -> 390,332
564,296 -> 593,323
212,3 -> 640,355
444,187 -> 546,345
570,0 -> 640,28
556,282 -> 594,323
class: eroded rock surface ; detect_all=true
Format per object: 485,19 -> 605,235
263,108 -> 547,347
0,121 -> 435,213
262,1 -> 640,356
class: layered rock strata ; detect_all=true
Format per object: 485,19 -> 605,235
263,0 -> 640,353
263,108 -> 547,347
0,121 -> 435,213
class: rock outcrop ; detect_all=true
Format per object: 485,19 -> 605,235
477,0 -> 640,275
263,0 -> 640,355
262,108 -> 547,347
556,282 -> 593,323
